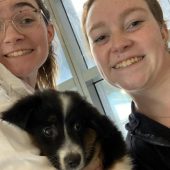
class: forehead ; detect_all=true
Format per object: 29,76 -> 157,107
86,0 -> 150,31
88,0 -> 149,16
0,0 -> 39,15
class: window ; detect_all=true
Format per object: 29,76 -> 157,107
54,33 -> 72,84
61,0 -> 96,69
95,80 -> 132,137
158,0 -> 170,29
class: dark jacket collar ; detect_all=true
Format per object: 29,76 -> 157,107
125,102 -> 170,147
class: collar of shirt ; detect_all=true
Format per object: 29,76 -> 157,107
125,101 -> 170,147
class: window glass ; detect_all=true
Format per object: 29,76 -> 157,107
95,80 -> 132,137
158,0 -> 170,29
62,0 -> 96,69
54,33 -> 72,84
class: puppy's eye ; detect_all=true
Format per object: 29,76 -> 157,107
42,127 -> 54,137
74,123 -> 81,131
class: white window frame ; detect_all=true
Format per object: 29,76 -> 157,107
44,0 -> 104,115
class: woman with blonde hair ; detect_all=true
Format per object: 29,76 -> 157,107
82,0 -> 170,169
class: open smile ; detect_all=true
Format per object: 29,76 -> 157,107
5,49 -> 34,58
114,56 -> 144,69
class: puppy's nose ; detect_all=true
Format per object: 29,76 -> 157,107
64,153 -> 81,168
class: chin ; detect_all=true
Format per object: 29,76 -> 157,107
112,75 -> 148,91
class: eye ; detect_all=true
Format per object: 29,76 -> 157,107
21,18 -> 34,24
129,20 -> 143,28
94,35 -> 107,43
42,127 -> 54,137
74,123 -> 81,131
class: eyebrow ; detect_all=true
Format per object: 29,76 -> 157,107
88,7 -> 147,35
119,7 -> 147,20
12,2 -> 36,10
88,22 -> 106,35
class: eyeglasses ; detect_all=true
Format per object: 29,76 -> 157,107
0,9 -> 49,36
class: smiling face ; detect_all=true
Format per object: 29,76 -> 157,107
0,0 -> 54,87
86,0 -> 170,91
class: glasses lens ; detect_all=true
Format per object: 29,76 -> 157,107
0,19 -> 4,35
13,9 -> 41,34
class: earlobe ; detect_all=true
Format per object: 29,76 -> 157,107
161,24 -> 169,43
47,23 -> 55,46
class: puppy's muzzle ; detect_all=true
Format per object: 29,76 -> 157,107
64,153 -> 81,169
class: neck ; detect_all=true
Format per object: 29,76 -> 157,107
127,71 -> 170,128
20,73 -> 37,90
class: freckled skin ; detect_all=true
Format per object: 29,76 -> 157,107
86,0 -> 169,91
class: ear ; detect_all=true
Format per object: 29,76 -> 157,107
47,23 -> 55,46
91,112 -> 126,165
91,113 -> 119,139
161,23 -> 169,43
2,97 -> 34,130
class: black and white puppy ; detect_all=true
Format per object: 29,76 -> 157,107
2,89 -> 133,170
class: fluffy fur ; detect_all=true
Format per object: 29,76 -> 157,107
2,89 -> 133,170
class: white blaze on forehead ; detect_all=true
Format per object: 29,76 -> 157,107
60,94 -> 72,118
58,125 -> 84,170
58,93 -> 84,170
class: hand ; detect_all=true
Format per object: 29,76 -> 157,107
83,157 -> 103,170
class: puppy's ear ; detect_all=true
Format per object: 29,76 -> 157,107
91,113 -> 119,139
2,95 -> 34,130
91,112 -> 127,166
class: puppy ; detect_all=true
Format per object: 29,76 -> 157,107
2,89 -> 133,170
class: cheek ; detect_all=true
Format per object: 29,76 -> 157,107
36,25 -> 49,59
138,24 -> 163,49
138,25 -> 165,67
91,48 -> 111,81
91,45 -> 109,67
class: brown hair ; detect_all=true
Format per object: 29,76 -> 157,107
82,0 -> 164,48
35,0 -> 58,89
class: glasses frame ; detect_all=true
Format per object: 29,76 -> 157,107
0,8 -> 49,36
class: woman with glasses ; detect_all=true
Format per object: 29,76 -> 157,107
0,0 -> 58,169
0,0 -> 58,111
0,0 -> 102,170
82,0 -> 170,169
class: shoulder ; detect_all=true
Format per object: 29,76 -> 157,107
0,120 -> 55,170
126,130 -> 170,170
0,79 -> 12,114
126,106 -> 170,170
0,64 -> 33,113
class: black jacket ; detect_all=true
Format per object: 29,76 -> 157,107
125,102 -> 170,170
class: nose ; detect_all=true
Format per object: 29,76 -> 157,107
3,21 -> 24,44
111,32 -> 132,53
64,153 -> 81,169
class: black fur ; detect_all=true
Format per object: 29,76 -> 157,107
2,89 -> 132,170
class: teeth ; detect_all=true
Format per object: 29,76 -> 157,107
6,50 -> 32,57
114,56 -> 143,69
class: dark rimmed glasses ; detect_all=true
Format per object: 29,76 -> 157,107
0,8 -> 49,36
